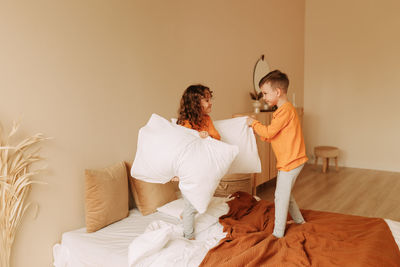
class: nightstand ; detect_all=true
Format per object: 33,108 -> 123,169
214,173 -> 255,197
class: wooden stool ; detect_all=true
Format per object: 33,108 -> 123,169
314,146 -> 339,173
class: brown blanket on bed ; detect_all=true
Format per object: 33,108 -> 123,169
200,191 -> 400,267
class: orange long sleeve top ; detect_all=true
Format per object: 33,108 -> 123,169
181,115 -> 221,140
251,102 -> 308,171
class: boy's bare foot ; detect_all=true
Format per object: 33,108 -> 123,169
286,220 -> 295,225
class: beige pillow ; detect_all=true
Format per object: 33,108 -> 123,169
129,177 -> 177,216
85,161 -> 129,233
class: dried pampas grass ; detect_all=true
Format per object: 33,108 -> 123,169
0,120 -> 49,267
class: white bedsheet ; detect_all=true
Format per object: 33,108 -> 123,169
53,197 -> 229,267
385,218 -> 400,250
53,199 -> 400,267
53,209 -> 181,267
128,220 -> 225,267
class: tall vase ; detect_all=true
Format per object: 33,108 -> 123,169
0,231 -> 12,267
262,101 -> 269,111
252,100 -> 261,113
0,121 -> 48,267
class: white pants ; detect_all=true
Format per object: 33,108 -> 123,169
273,164 -> 305,238
182,196 -> 197,239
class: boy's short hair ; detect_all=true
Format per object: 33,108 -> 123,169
259,70 -> 289,93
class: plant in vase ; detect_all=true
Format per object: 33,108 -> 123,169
0,120 -> 48,267
249,91 -> 263,113
261,98 -> 269,111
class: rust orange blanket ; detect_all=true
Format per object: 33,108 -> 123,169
200,191 -> 400,267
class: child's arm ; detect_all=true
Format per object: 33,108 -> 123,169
247,109 -> 291,141
247,117 -> 268,142
206,116 -> 221,140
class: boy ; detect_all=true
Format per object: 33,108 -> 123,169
247,70 -> 308,238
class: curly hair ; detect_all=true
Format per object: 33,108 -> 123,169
177,84 -> 213,130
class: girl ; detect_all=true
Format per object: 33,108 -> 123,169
173,84 -> 221,240
177,84 -> 221,140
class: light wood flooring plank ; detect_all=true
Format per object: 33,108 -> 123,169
257,164 -> 400,221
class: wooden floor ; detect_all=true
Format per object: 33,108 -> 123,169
257,163 -> 400,221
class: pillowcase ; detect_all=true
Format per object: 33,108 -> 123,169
156,196 -> 229,220
172,116 -> 261,174
156,197 -> 230,234
156,197 -> 185,219
85,161 -> 129,233
129,177 -> 177,216
213,116 -> 261,174
131,113 -> 239,213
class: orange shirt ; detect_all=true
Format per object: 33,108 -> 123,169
181,115 -> 221,140
251,102 -> 308,171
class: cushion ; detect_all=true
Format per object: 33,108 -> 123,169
172,116 -> 261,174
156,197 -> 185,219
129,177 -> 177,216
131,113 -> 239,213
213,116 -> 261,174
156,196 -> 229,220
156,197 -> 230,234
85,161 -> 129,233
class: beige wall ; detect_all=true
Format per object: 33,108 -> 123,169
304,0 -> 400,172
0,1 -> 304,266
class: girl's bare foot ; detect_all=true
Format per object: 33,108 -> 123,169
287,220 -> 305,225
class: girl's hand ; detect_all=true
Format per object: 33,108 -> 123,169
171,176 -> 179,182
199,131 -> 209,139
246,117 -> 255,126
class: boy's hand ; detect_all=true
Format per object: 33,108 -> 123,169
246,117 -> 255,127
199,131 -> 209,138
171,176 -> 179,182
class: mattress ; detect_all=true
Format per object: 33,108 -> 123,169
53,209 -> 183,267
53,197 -> 228,267
53,198 -> 400,267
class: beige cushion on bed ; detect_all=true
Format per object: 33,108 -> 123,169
85,161 -> 129,233
129,177 -> 177,216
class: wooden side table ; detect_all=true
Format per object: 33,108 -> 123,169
214,173 -> 255,197
314,146 -> 339,173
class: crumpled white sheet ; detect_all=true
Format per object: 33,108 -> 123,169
127,196 -> 237,266
128,217 -> 226,267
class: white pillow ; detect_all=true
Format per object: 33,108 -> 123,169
156,197 -> 185,220
156,197 -> 230,234
157,197 -> 230,220
171,116 -> 260,174
213,116 -> 261,174
131,114 -> 239,213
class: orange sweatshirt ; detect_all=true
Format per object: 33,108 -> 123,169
181,115 -> 221,140
251,102 -> 308,171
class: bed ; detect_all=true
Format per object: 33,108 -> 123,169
53,196 -> 229,267
53,193 -> 400,267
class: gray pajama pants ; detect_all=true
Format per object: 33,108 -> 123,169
273,163 -> 305,238
182,196 -> 197,239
